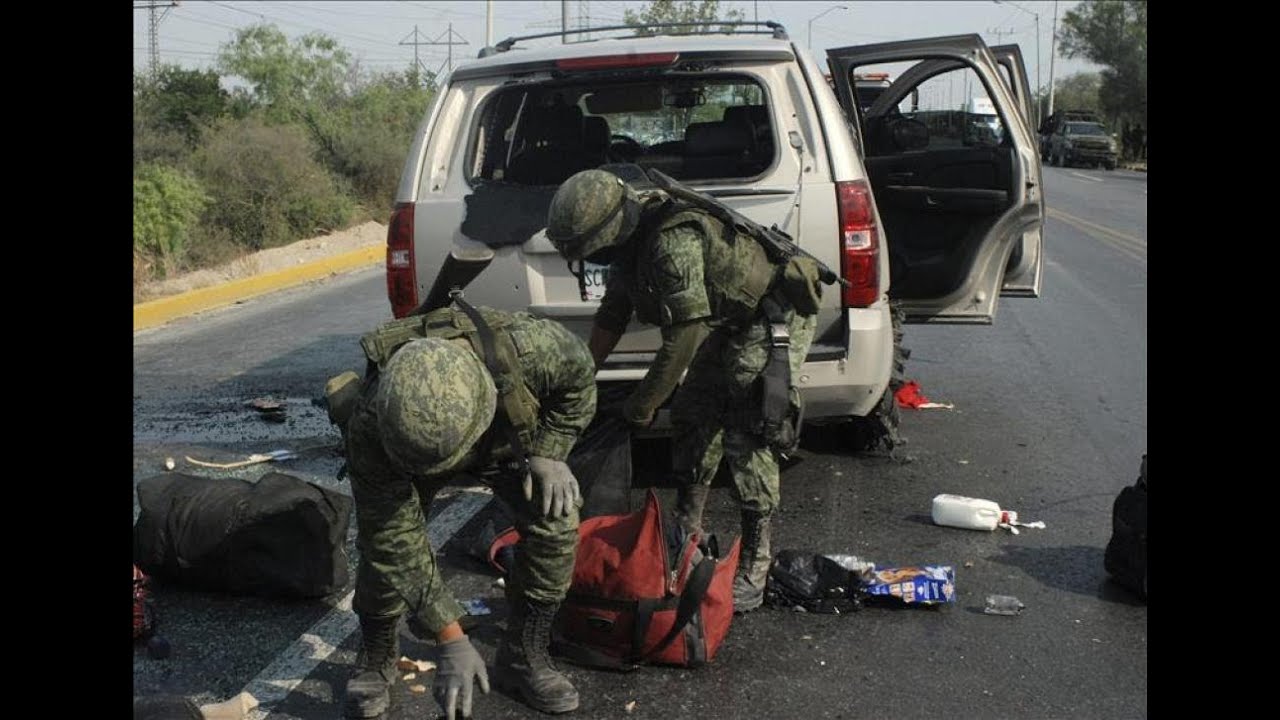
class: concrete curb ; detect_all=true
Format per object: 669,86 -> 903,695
134,245 -> 383,332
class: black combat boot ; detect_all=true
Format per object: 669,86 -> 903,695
732,510 -> 773,612
343,614 -> 400,718
673,484 -> 710,536
494,600 -> 579,714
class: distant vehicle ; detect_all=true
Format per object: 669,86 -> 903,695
1042,111 -> 1118,170
1038,109 -> 1101,160
962,97 -> 1003,146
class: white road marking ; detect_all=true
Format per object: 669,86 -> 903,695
1068,170 -> 1104,183
241,490 -> 493,719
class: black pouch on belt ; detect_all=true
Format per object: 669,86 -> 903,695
759,296 -> 802,455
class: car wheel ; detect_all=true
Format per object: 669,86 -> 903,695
849,301 -> 908,454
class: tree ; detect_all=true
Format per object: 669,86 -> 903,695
217,24 -> 352,123
624,0 -> 745,36
1057,1 -> 1145,125
1047,72 -> 1101,115
135,65 -> 230,143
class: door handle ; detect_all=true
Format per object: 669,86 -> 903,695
888,172 -> 914,183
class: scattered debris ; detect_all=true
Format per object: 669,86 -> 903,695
402,673 -> 416,681
625,701 -> 637,712
963,561 -> 974,568
983,594 -> 1025,616
894,380 -> 955,410
862,565 -> 956,606
801,635 -> 813,641
958,459 -> 970,465
246,397 -> 287,423
198,692 -> 259,720
492,577 -> 506,590
185,449 -> 299,470
397,656 -> 436,673
409,684 -> 427,694
932,494 -> 1044,534
461,598 -> 492,616
164,457 -> 176,471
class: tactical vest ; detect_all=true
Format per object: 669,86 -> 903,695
632,204 -> 780,328
358,306 -> 541,457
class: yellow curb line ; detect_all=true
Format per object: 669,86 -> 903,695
134,245 -> 384,332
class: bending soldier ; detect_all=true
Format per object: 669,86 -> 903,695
544,168 -> 821,612
325,302 -> 596,718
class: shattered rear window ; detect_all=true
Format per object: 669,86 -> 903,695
469,75 -> 775,186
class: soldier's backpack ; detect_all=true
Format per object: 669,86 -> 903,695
1104,454 -> 1147,601
492,490 -> 740,669
133,471 -> 353,599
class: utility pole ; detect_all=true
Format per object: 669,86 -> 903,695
134,1 -> 178,80
423,23 -> 469,74
578,0 -> 590,41
986,26 -> 1017,44
399,25 -> 433,84
562,0 -> 570,43
486,0 -> 493,46
1048,0 -> 1059,117
754,0 -> 759,23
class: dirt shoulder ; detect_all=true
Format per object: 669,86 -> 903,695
135,221 -> 388,304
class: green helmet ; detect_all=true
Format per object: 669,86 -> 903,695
374,338 -> 497,476
546,169 -> 642,262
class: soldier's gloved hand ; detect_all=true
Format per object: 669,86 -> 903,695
433,635 -> 489,720
524,456 -> 581,517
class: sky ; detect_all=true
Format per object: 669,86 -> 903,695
131,1 -> 1101,95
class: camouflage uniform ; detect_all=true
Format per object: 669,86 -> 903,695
595,209 -> 817,521
344,309 -> 597,638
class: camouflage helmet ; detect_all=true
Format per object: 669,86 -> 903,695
374,338 -> 497,477
546,169 -> 642,262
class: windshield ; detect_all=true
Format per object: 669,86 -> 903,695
1066,122 -> 1107,136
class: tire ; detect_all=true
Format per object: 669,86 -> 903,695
849,301 -> 908,453
1050,150 -> 1061,167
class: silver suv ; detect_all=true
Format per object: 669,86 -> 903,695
385,23 -> 1044,438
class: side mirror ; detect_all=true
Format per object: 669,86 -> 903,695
889,117 -> 929,152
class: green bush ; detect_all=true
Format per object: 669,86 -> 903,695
133,164 -> 209,277
193,115 -> 355,251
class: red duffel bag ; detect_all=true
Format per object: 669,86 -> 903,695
489,489 -> 740,669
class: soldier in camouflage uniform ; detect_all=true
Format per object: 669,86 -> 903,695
324,305 -> 597,718
545,169 -> 818,613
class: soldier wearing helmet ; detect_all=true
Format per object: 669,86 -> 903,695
546,168 -> 818,613
327,305 -> 596,719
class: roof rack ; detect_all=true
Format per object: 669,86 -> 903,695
478,20 -> 789,58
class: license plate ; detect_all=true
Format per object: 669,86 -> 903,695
581,262 -> 611,302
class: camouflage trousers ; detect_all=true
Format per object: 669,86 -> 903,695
670,303 -> 817,515
346,395 -> 580,637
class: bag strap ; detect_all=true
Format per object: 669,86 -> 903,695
642,553 -> 717,660
452,296 -> 529,473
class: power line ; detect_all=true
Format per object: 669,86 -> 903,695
420,23 -> 469,74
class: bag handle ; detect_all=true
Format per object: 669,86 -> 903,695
642,553 -> 717,660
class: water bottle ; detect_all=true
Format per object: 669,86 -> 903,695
931,494 -> 1018,531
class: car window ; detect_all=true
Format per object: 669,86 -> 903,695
1065,122 -> 1107,136
468,75 -> 775,186
853,61 -> 1007,156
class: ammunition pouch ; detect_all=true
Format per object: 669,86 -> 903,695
758,296 -> 803,454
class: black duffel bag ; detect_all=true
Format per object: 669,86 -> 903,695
134,471 -> 353,599
1104,454 -> 1147,601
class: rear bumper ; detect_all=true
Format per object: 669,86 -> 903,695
597,304 -> 892,424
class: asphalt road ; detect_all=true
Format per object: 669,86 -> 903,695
132,165 -> 1146,719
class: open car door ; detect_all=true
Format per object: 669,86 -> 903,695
828,35 -> 1044,323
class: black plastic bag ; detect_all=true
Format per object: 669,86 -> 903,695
567,383 -> 634,519
134,471 -> 353,599
765,550 -> 863,614
1104,454 -> 1147,601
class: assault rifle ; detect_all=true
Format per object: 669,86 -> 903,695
644,168 -> 848,288
408,246 -> 496,316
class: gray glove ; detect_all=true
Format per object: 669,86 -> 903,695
524,456 -> 581,518
433,635 -> 489,720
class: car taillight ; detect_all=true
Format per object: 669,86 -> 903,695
836,180 -> 880,308
386,202 -> 418,318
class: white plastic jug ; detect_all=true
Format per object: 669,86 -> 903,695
931,494 -> 1017,531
